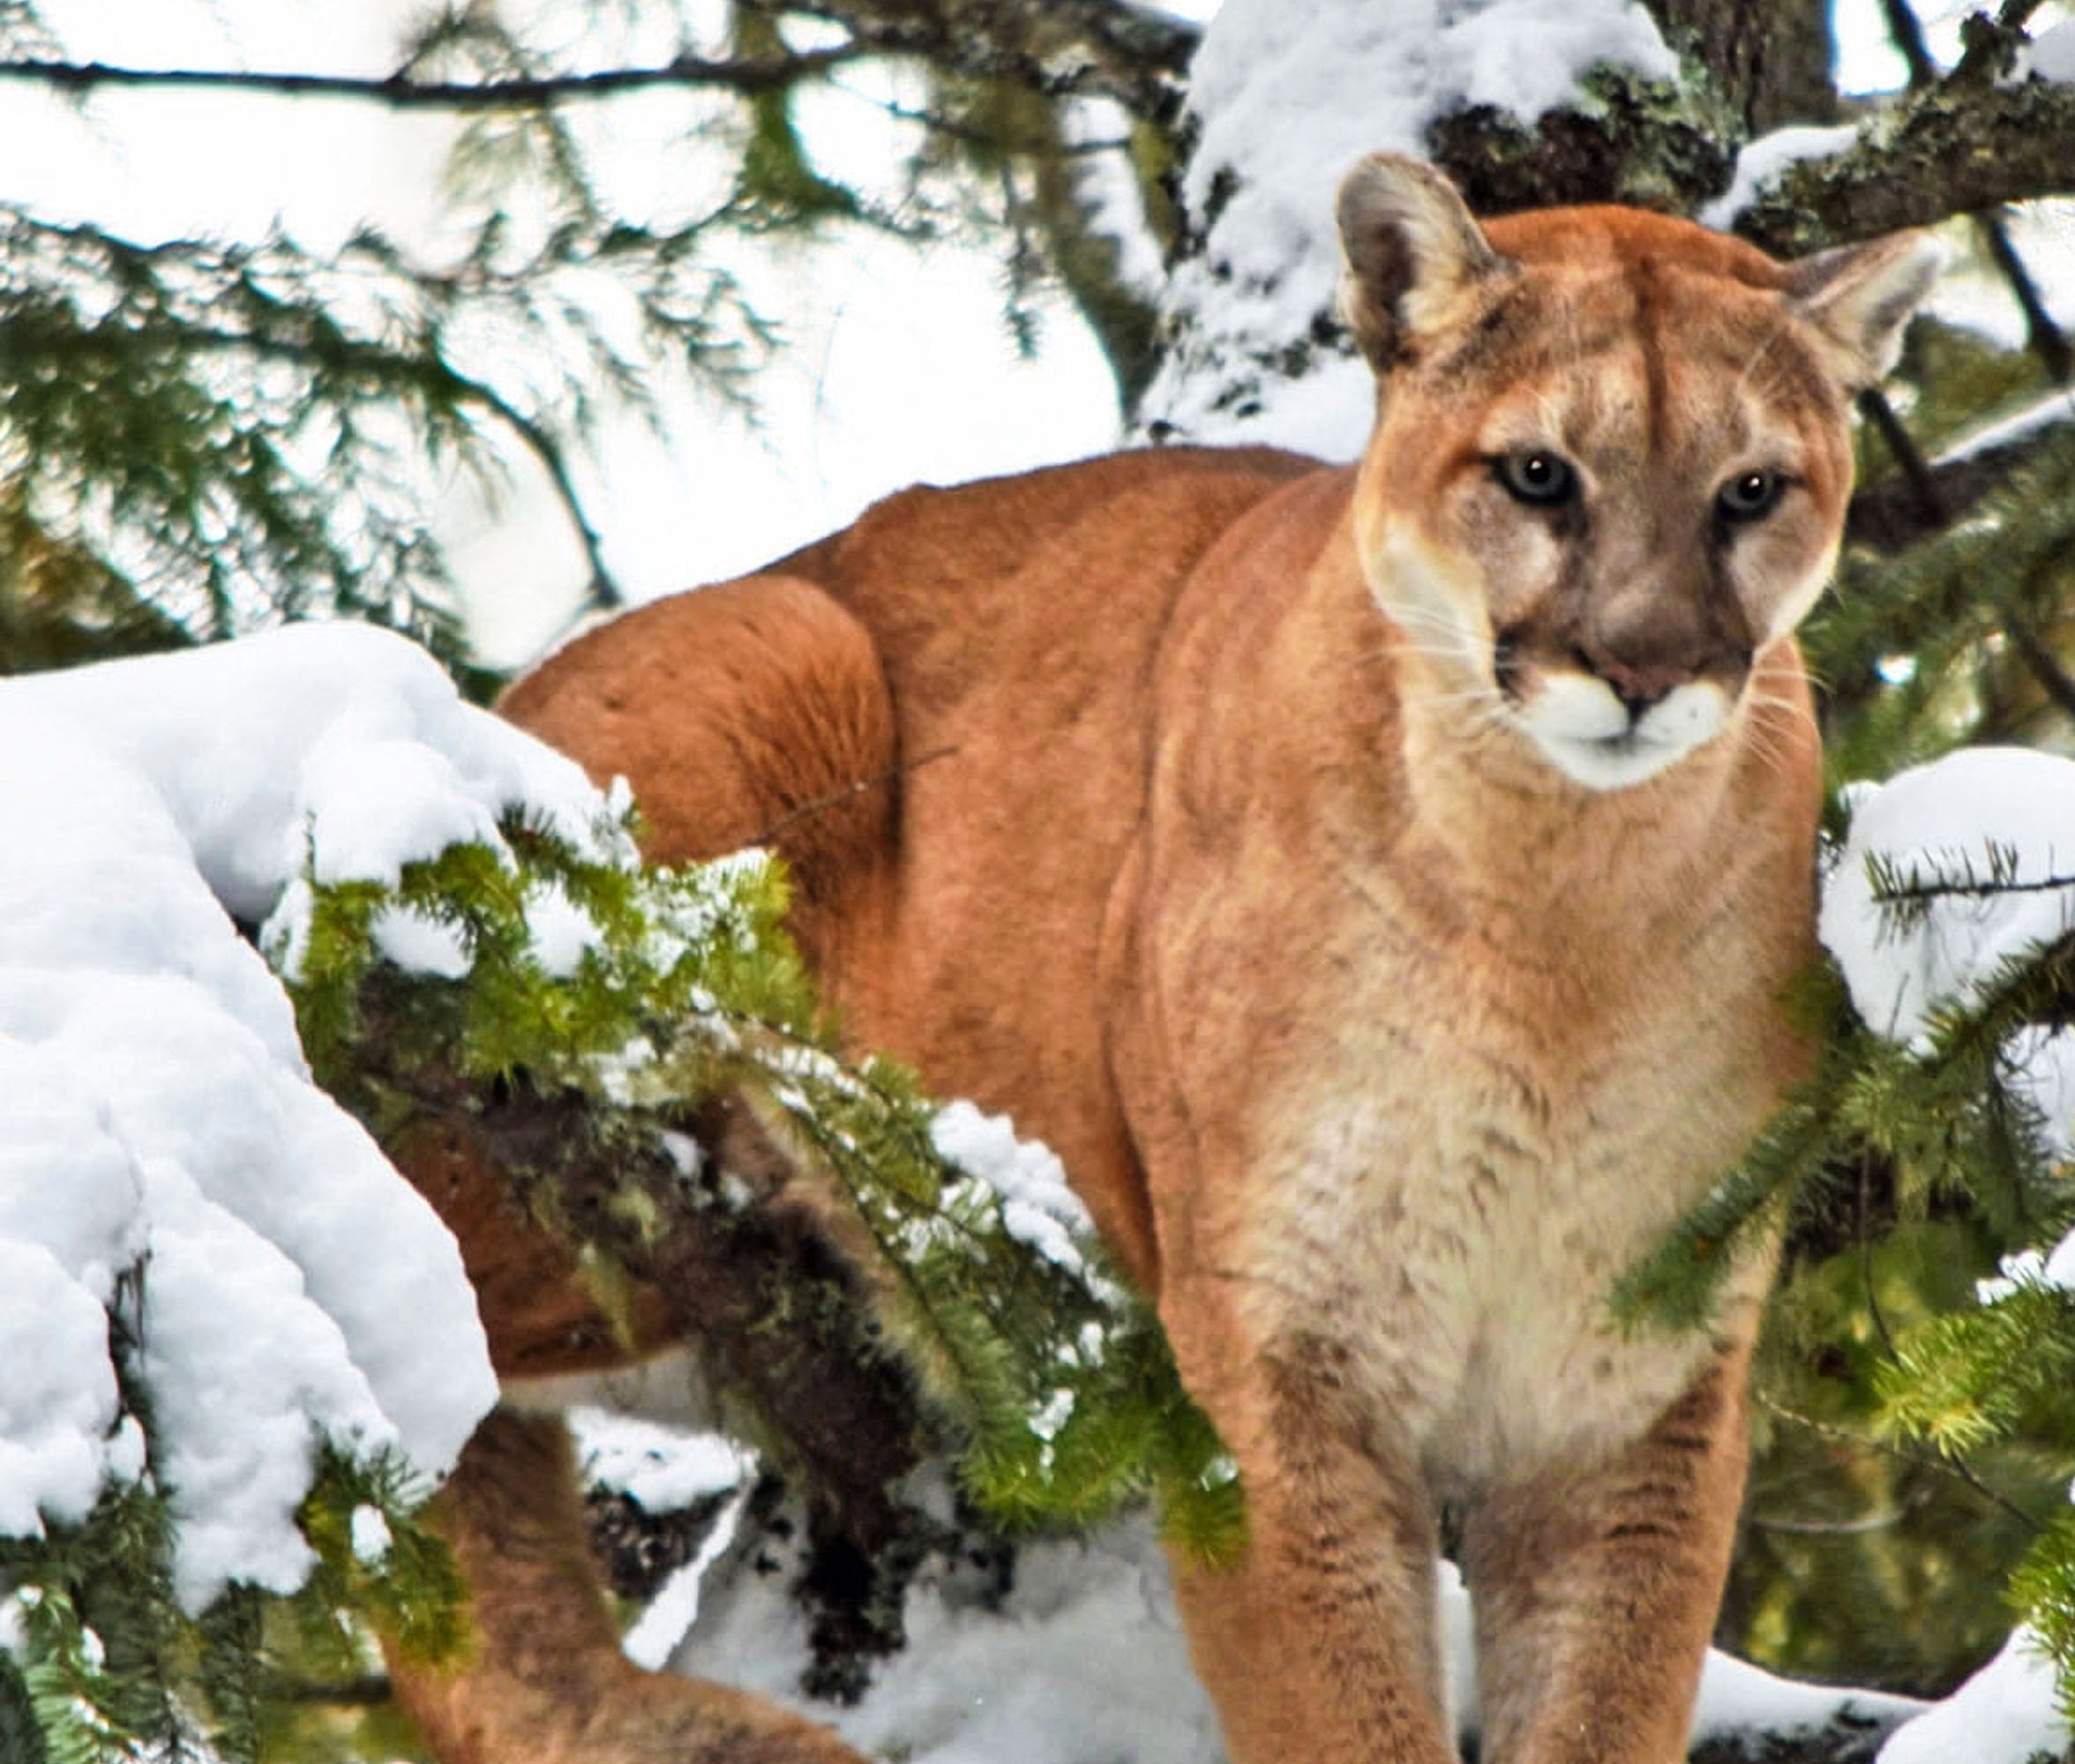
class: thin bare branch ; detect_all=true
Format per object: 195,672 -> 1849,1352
169,323 -> 623,609
1977,212 -> 2074,385
0,49 -> 850,108
1876,0 -> 1939,86
1759,1394 -> 2049,1535
754,0 -> 1198,123
2002,599 -> 2075,721
1847,396 -> 2075,551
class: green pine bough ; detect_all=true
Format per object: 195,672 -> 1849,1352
1615,847 -> 2075,1719
0,1443 -> 458,1764
288,809 -> 1244,1561
1614,926 -> 2075,1341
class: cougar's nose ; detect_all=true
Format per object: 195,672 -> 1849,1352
1576,647 -> 1689,719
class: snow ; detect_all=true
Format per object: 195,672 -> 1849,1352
1877,1628 -> 2071,1763
652,1468 -> 1915,1763
573,1406 -> 753,1514
931,1100 -> 1097,1280
1938,385 -> 2075,463
1819,745 -> 2075,1050
624,1482 -> 755,1671
1065,99 -> 1168,301
1141,0 -> 1677,452
2,620 -> 623,940
0,622 -> 628,1608
1700,123 -> 1862,229
0,1240 -> 123,1537
527,879 -> 605,979
566,1406 -> 759,1670
349,1505 -> 393,1566
1691,1648 -> 1923,1746
676,1506 -> 1227,1764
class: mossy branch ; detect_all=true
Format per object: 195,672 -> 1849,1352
1731,65 -> 2075,254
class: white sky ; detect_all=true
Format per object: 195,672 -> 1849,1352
0,0 -> 2062,666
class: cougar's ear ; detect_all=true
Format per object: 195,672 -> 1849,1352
1336,153 -> 1511,369
1787,229 -> 1948,387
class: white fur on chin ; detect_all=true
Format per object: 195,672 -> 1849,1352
1517,675 -> 1733,791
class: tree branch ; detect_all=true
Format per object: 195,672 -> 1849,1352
0,2 -> 1202,138
1977,211 -> 2074,384
0,49 -> 850,108
752,0 -> 1199,123
1847,395 -> 2075,550
1734,65 -> 2075,253
161,321 -> 624,609
1876,0 -> 1940,87
2002,594 -> 2075,722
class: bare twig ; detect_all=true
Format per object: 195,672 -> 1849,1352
1759,1394 -> 2049,1535
747,744 -> 962,846
1876,0 -> 1939,86
1977,213 -> 2075,385
265,1675 -> 394,1708
750,0 -> 1197,123
1871,868 -> 2075,906
1749,1506 -> 1914,1535
0,49 -> 850,108
1857,390 -> 1946,530
2002,597 -> 2075,721
1860,1160 -> 1899,1361
1847,403 -> 2075,550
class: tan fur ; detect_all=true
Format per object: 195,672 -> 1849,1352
389,159 -> 1940,1762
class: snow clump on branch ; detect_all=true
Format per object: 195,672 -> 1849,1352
0,622 -> 629,1609
1140,0 -> 1677,456
1821,745 -> 2075,1764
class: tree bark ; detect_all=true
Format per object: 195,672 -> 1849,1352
1647,0 -> 1838,132
1733,75 -> 2075,252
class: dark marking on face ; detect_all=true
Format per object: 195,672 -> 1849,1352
1493,625 -> 1524,700
1626,257 -> 1672,459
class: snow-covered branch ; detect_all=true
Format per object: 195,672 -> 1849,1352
1720,56 -> 2075,252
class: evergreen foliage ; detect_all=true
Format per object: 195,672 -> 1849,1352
286,810 -> 1244,1560
0,1446 -> 461,1764
0,160 -> 770,666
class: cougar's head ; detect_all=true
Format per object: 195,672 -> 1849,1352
1336,154 -> 1944,791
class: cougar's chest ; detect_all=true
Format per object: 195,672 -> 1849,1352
1235,902 -> 1775,1488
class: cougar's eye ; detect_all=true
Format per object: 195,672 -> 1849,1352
1496,450 -> 1577,507
1717,468 -> 1783,522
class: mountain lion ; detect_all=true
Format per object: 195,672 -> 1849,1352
389,155 -> 1943,1763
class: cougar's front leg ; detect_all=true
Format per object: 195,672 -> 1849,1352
1462,1346 -> 1754,1764
1167,1322 -> 1459,1764
385,1409 -> 866,1764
